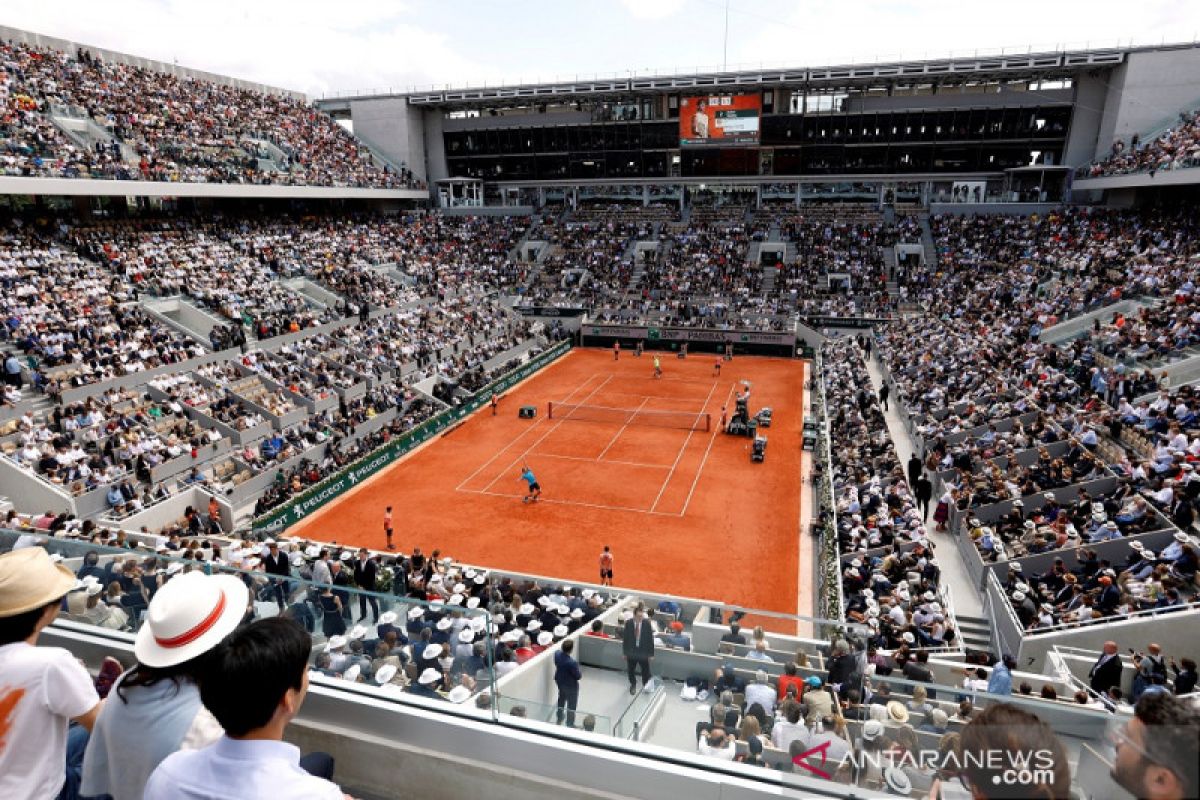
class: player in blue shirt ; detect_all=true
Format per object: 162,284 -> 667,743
519,465 -> 541,504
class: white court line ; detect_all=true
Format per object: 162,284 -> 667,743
534,452 -> 671,469
677,381 -> 740,518
595,396 -> 651,461
648,379 -> 720,514
455,372 -> 601,492
479,374 -> 615,494
600,390 -> 720,403
457,487 -> 679,517
611,374 -> 720,386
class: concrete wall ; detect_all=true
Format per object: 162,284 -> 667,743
0,176 -> 423,200
349,97 -> 427,181
0,456 -> 73,516
849,88 -> 1073,113
1063,72 -> 1111,167
103,485 -> 234,533
422,111 -> 449,184
1095,47 -> 1200,155
442,110 -> 594,131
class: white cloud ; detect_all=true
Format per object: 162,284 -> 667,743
0,0 -> 503,97
620,0 -> 687,20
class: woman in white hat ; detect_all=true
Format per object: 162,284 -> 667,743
0,548 -> 102,800
79,570 -> 248,800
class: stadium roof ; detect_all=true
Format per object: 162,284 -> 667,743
317,41 -> 1199,110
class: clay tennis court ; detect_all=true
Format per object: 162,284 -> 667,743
291,348 -> 807,616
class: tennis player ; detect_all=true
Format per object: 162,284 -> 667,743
520,466 -> 541,503
613,340 -> 620,360
383,506 -> 395,550
713,358 -> 722,377
490,393 -> 499,416
653,355 -> 662,379
599,545 -> 614,586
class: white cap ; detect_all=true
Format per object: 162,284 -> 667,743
418,668 -> 440,685
537,631 -> 554,646
325,635 -> 348,652
375,664 -> 398,685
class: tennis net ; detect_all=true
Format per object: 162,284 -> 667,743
547,402 -> 710,432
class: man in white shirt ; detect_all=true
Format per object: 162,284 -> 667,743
144,617 -> 350,800
771,701 -> 810,751
0,548 -> 103,800
744,670 -> 776,717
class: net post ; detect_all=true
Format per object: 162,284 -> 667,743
703,413 -> 710,432
547,402 -> 554,420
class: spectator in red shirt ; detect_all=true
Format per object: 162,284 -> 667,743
777,661 -> 806,701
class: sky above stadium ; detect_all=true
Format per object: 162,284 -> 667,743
4,0 -> 1199,97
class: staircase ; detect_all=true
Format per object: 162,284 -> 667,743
242,137 -> 290,173
919,213 -> 937,265
883,246 -> 900,302
47,106 -> 136,164
955,613 -> 994,654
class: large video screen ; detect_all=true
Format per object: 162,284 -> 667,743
679,94 -> 761,146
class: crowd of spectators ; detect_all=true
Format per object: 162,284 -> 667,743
1082,108 -> 1200,178
822,336 -> 956,651
0,41 -> 420,188
873,206 -> 1200,632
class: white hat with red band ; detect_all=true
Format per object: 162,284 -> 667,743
134,571 -> 249,668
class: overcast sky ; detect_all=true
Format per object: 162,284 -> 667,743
4,0 -> 1199,98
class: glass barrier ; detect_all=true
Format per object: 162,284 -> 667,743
493,695 -> 613,736
3,527 -> 1157,793
614,677 -> 665,740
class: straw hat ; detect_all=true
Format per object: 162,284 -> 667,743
134,571 -> 249,668
0,549 -> 76,617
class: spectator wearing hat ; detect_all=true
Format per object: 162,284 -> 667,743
554,638 -> 582,727
0,548 -> 102,800
410,668 -> 443,701
80,571 -> 248,800
144,617 -> 346,799
801,676 -> 833,726
661,620 -> 691,650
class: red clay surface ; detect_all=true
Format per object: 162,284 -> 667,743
291,349 -> 806,616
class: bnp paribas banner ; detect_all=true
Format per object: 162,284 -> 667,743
252,340 -> 571,534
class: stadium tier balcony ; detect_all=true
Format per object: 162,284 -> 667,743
0,40 -> 422,189
8,521 -> 1195,799
1080,107 -> 1200,179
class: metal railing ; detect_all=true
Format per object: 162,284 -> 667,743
315,39 -> 1198,100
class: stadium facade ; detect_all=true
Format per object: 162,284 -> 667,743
319,42 -> 1200,206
